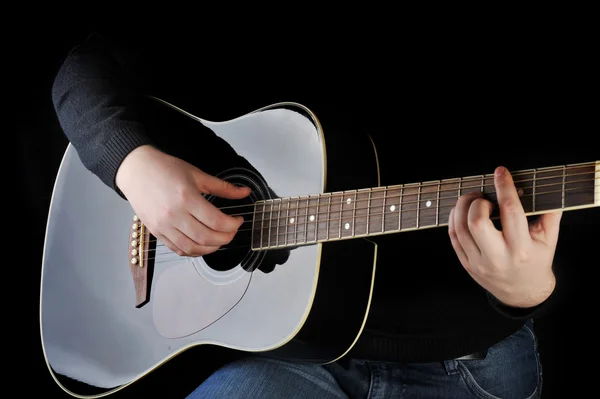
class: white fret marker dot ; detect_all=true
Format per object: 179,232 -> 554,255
289,217 -> 295,224
344,222 -> 350,230
346,198 -> 352,204
390,205 -> 396,211
426,200 -> 432,207
309,215 -> 315,222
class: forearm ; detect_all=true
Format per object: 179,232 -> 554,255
51,33 -> 153,193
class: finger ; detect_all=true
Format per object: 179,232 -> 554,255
494,166 -> 531,248
156,234 -> 186,257
196,171 -> 252,199
448,207 -> 470,267
467,197 -> 506,257
179,213 -> 237,247
452,191 -> 483,260
530,211 -> 563,246
188,195 -> 245,233
167,227 -> 220,257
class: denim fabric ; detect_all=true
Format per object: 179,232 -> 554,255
187,320 -> 541,398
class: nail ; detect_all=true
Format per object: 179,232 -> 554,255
495,166 -> 506,177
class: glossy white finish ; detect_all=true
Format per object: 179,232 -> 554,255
40,101 -> 325,393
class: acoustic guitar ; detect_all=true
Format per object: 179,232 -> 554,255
39,97 -> 599,397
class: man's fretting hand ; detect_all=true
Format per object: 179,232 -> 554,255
116,145 -> 251,257
448,166 -> 562,308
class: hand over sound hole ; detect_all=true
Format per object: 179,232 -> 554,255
203,181 -> 295,274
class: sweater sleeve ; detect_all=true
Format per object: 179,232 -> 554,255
51,32 -> 153,194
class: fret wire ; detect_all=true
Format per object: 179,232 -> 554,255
304,196 -> 309,244
276,199 -> 282,247
284,198 -> 289,246
326,193 -> 331,241
294,197 -> 299,246
480,175 -> 484,193
562,166 -> 566,209
367,188 -> 372,234
314,194 -> 319,242
251,202 -> 258,250
260,201 -> 266,249
338,194 -> 343,239
352,191 -> 357,237
398,185 -> 403,231
436,181 -> 440,226
416,183 -> 422,228
381,189 -> 387,232
458,176 -> 462,197
267,200 -> 273,248
532,169 -> 537,212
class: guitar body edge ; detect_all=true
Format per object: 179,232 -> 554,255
268,128 -> 381,363
39,100 -> 380,397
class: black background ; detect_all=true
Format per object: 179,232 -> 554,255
12,8 -> 597,398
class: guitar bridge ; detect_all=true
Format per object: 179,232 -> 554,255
129,215 -> 151,308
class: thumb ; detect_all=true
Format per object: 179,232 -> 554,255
530,211 -> 562,245
196,171 -> 251,199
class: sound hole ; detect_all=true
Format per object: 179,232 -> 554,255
202,168 -> 293,274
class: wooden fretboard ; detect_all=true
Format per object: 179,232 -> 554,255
251,161 -> 599,250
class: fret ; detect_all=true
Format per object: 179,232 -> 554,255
436,182 -> 440,226
401,183 -> 419,230
303,196 -> 311,244
326,194 -> 332,241
251,201 -> 265,250
439,178 -> 460,225
384,185 -> 402,232
265,200 -> 274,248
460,175 -> 484,196
368,188 -> 386,234
274,199 -> 282,247
565,163 -> 596,208
513,170 -> 535,213
338,194 -> 343,238
283,198 -> 290,246
341,191 -> 357,238
366,189 -> 372,234
327,192 -> 343,239
531,169 -> 537,212
562,165 -> 566,209
354,189 -> 371,236
398,186 -> 404,230
305,195 -> 319,243
316,194 -> 330,241
418,181 -> 439,228
416,183 -> 421,228
287,197 -> 300,246
535,166 -> 564,212
381,189 -> 386,232
352,191 -> 358,237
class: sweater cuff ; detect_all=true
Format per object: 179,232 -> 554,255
95,126 -> 153,197
486,288 -> 554,320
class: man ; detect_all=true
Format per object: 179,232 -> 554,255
51,29 -> 562,398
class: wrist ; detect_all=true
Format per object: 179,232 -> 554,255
115,144 -> 159,192
494,272 -> 556,309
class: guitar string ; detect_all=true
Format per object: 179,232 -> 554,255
143,175 -> 598,247
196,164 -> 597,213
165,173 -> 599,224
141,185 -> 599,260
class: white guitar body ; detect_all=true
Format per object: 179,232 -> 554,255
40,99 -> 380,397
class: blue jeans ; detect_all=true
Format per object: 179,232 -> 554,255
187,320 -> 541,398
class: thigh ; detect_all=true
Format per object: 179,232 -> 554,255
186,356 -> 349,399
452,319 -> 542,399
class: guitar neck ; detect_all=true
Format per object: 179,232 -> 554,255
251,161 -> 599,250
